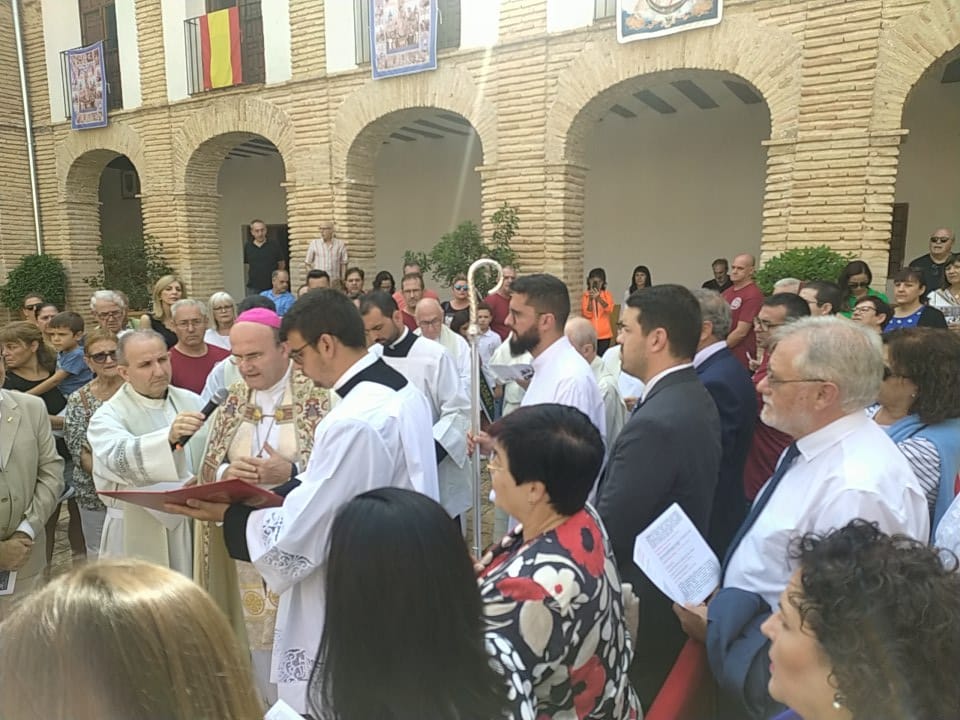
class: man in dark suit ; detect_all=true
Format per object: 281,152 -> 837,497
692,289 -> 757,558
595,285 -> 722,705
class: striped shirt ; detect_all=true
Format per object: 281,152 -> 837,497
304,236 -> 348,277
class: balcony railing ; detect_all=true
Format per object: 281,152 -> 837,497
185,9 -> 264,95
60,45 -> 122,121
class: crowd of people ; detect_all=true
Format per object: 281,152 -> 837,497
1,220 -> 959,720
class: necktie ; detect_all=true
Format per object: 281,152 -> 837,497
722,442 -> 801,574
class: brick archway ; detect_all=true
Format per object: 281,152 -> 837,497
57,123 -> 147,308
544,14 -> 800,166
168,98 -> 294,297
332,64 -> 498,184
873,0 -> 960,132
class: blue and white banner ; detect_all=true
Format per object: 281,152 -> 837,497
66,41 -> 108,130
617,0 -> 722,42
371,0 -> 437,80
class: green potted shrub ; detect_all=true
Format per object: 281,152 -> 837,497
408,203 -> 520,297
84,234 -> 175,312
0,254 -> 68,312
755,245 -> 852,295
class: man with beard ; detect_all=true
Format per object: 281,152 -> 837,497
674,317 -> 929,719
359,291 -> 472,524
504,274 -> 604,433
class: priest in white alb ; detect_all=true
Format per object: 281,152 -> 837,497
166,290 -> 438,714
88,329 -> 210,577
360,291 -> 472,524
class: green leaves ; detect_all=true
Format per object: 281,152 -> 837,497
0,254 -> 68,311
755,246 -> 853,295
411,203 -> 520,296
84,234 -> 174,311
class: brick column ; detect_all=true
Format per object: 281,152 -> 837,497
331,180 -> 376,280
284,181 -> 335,286
135,0 -> 167,105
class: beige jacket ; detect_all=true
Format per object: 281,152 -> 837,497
0,389 -> 64,582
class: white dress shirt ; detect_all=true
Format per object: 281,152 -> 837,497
523,336 -> 606,439
724,411 -> 930,609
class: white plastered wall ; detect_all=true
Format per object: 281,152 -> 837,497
895,66 -> 960,263
40,0 -> 81,121
583,94 -> 769,297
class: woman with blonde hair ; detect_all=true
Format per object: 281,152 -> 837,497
206,291 -> 236,349
139,274 -> 185,348
0,559 -> 264,720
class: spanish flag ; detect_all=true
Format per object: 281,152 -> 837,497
200,7 -> 242,90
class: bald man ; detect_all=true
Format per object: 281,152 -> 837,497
415,298 -> 470,395
722,254 -> 764,370
565,317 -> 626,447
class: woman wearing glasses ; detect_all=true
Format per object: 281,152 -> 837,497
836,260 -> 887,317
20,293 -> 45,325
440,272 -> 471,326
206,292 -> 237,350
849,296 -> 891,334
63,329 -> 123,558
868,328 -> 960,537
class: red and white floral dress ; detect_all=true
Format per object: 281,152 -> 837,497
479,506 -> 643,720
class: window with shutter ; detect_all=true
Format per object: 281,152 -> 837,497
355,0 -> 458,65
594,0 -> 617,20
78,0 -> 123,109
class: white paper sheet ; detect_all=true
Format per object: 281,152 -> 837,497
0,570 -> 17,596
264,699 -> 303,720
632,502 -> 720,606
487,363 -> 534,384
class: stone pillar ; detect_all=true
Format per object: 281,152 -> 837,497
61,197 -> 104,308
135,0 -> 168,105
288,0 -> 326,80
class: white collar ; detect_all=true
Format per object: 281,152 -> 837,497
389,326 -> 410,350
795,411 -> 871,462
693,341 -> 727,368
333,353 -> 377,392
640,363 -> 693,402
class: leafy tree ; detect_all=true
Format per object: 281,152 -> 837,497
406,203 -> 520,297
755,245 -> 852,295
0,254 -> 68,311
84,234 -> 175,311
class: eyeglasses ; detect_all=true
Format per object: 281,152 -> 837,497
847,281 -> 870,289
213,305 -> 234,312
95,310 -> 123,320
930,236 -> 952,244
229,351 -> 264,366
766,376 -> 828,387
453,284 -> 469,291
753,318 -> 784,331
418,318 -> 443,328
287,341 -> 310,364
88,350 -> 117,363
852,305 -> 876,315
22,303 -> 42,311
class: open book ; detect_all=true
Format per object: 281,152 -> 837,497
632,503 -> 720,606
99,478 -> 284,514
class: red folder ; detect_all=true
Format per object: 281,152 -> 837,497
99,479 -> 284,513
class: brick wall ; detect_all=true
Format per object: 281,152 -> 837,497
1,0 -> 956,311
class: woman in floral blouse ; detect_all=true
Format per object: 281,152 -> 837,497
63,328 -> 123,558
478,403 -> 642,719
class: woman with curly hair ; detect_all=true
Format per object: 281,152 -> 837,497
869,328 -> 960,534
761,520 -> 960,720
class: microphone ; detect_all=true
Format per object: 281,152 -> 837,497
174,388 -> 228,450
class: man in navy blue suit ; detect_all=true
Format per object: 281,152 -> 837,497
692,289 -> 757,557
